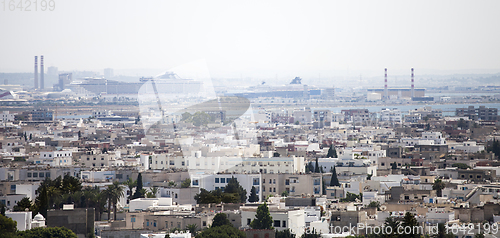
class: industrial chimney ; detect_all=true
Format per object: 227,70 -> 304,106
40,55 -> 44,89
411,68 -> 414,99
384,68 -> 388,100
34,56 -> 38,89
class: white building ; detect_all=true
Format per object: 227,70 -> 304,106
0,111 -> 16,122
422,132 -> 446,145
293,108 -> 312,124
189,173 -> 262,202
380,108 -> 401,123
241,205 -> 306,237
452,141 -> 485,153
35,151 -> 73,166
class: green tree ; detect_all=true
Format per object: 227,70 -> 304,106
432,223 -> 454,238
0,214 -> 17,238
123,178 -> 136,202
281,190 -> 289,197
340,192 -> 361,202
185,224 -> 198,235
452,163 -> 470,169
314,158 -> 320,173
250,202 -> 273,229
433,179 -> 445,197
194,189 -> 225,204
327,145 -> 337,158
181,112 -> 192,121
382,216 -> 401,238
132,173 -> 144,199
322,179 -> 327,195
300,228 -> 320,238
17,226 -> 78,238
13,197 -> 33,211
330,166 -> 340,186
146,187 -> 158,198
276,229 -> 295,238
367,201 -> 380,210
248,186 -> 259,202
402,212 -> 419,238
181,179 -> 191,188
391,162 -> 397,170
224,177 -> 247,203
1,203 -> 6,215
105,181 -> 124,221
212,213 -> 231,227
196,225 -> 245,238
306,162 -> 314,173
273,152 -> 280,157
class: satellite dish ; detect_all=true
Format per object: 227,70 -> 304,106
380,205 -> 387,211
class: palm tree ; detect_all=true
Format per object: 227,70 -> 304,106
109,181 -> 125,220
123,178 -> 136,203
147,187 -> 159,198
433,179 -> 445,197
185,224 -> 198,235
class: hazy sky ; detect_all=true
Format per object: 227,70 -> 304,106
1,0 -> 500,78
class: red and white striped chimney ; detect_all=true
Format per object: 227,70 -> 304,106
384,68 -> 388,100
411,68 -> 414,99
40,55 -> 44,89
34,56 -> 38,89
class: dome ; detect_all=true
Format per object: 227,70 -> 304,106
34,213 -> 45,221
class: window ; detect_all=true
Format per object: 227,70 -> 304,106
203,221 -> 207,226
269,187 -> 272,192
285,179 -> 289,185
101,158 -> 104,160
87,158 -> 90,161
165,222 -> 168,228
282,221 -> 286,228
93,158 -> 96,160
273,179 -> 276,184
273,187 -> 276,192
154,221 -> 156,227
262,179 -> 265,184
27,172 -> 32,177
39,172 -> 44,177
247,219 -> 251,225
274,220 -> 281,227
33,173 -> 38,177
146,220 -> 149,226
192,180 -> 199,186
215,178 -> 219,183
221,178 -> 226,183
253,178 -> 259,185
46,172 -> 50,178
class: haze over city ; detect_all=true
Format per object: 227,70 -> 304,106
1,0 -> 500,80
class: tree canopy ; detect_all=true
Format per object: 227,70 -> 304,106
211,213 -> 231,228
329,166 -> 340,186
17,226 -> 77,238
248,186 -> 259,203
195,177 -> 247,204
195,224 -> 245,238
132,173 -> 144,199
433,179 -> 445,197
250,202 -> 273,230
327,145 -> 337,158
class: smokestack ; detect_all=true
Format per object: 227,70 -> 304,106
411,68 -> 414,99
34,56 -> 38,89
40,55 -> 44,89
384,68 -> 388,100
